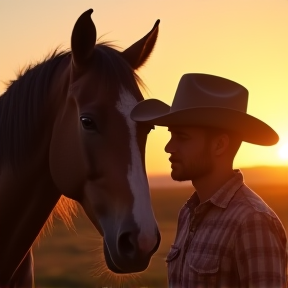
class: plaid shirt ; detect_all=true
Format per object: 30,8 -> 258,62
166,170 -> 287,288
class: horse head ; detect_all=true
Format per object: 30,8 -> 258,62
49,9 -> 160,273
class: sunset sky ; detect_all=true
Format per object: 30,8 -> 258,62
0,0 -> 287,175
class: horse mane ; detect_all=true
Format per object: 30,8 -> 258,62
0,49 -> 69,167
0,42 -> 145,236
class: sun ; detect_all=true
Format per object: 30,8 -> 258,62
278,143 -> 288,160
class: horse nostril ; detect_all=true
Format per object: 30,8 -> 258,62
118,232 -> 136,258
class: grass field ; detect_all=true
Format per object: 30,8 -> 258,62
33,184 -> 288,288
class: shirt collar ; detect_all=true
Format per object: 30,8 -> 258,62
186,169 -> 244,210
209,169 -> 244,208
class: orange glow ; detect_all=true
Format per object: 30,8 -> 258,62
1,0 -> 287,174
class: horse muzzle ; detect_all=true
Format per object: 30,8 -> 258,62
103,229 -> 161,273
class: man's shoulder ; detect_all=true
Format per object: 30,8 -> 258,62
232,184 -> 278,219
227,185 -> 287,244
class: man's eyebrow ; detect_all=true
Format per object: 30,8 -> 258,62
168,127 -> 180,132
168,127 -> 176,132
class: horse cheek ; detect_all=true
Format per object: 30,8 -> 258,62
49,108 -> 86,200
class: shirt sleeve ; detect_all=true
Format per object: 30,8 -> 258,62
235,211 -> 287,288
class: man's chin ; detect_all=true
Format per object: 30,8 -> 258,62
171,171 -> 189,182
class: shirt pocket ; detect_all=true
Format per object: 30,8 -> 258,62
166,244 -> 181,280
189,255 -> 219,286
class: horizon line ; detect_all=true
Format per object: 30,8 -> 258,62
148,164 -> 288,177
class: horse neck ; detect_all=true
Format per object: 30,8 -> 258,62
0,56 -> 71,283
0,167 -> 61,283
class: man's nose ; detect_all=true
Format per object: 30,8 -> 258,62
165,138 -> 175,153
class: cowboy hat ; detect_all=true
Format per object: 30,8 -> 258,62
131,73 -> 279,146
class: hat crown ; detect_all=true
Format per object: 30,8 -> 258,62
171,74 -> 248,113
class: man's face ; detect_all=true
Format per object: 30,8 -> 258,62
165,126 -> 213,182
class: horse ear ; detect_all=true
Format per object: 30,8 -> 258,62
122,20 -> 160,70
71,9 -> 96,68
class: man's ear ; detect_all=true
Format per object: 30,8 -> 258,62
213,134 -> 230,156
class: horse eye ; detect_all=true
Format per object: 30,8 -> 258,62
80,116 -> 97,131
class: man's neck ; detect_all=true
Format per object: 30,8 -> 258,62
192,168 -> 235,203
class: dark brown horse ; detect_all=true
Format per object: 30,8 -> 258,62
0,9 -> 160,287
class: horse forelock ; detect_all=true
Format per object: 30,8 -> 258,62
92,43 -> 145,100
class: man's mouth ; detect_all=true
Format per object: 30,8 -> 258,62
169,156 -> 179,163
169,158 -> 181,169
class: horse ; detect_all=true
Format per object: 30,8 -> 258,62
0,9 -> 160,287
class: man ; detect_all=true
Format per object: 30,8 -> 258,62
131,73 -> 287,287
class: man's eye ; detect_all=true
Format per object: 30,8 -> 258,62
147,125 -> 155,134
139,124 -> 155,134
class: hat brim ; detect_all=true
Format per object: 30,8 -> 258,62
131,99 -> 279,146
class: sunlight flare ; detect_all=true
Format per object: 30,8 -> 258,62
278,143 -> 288,160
